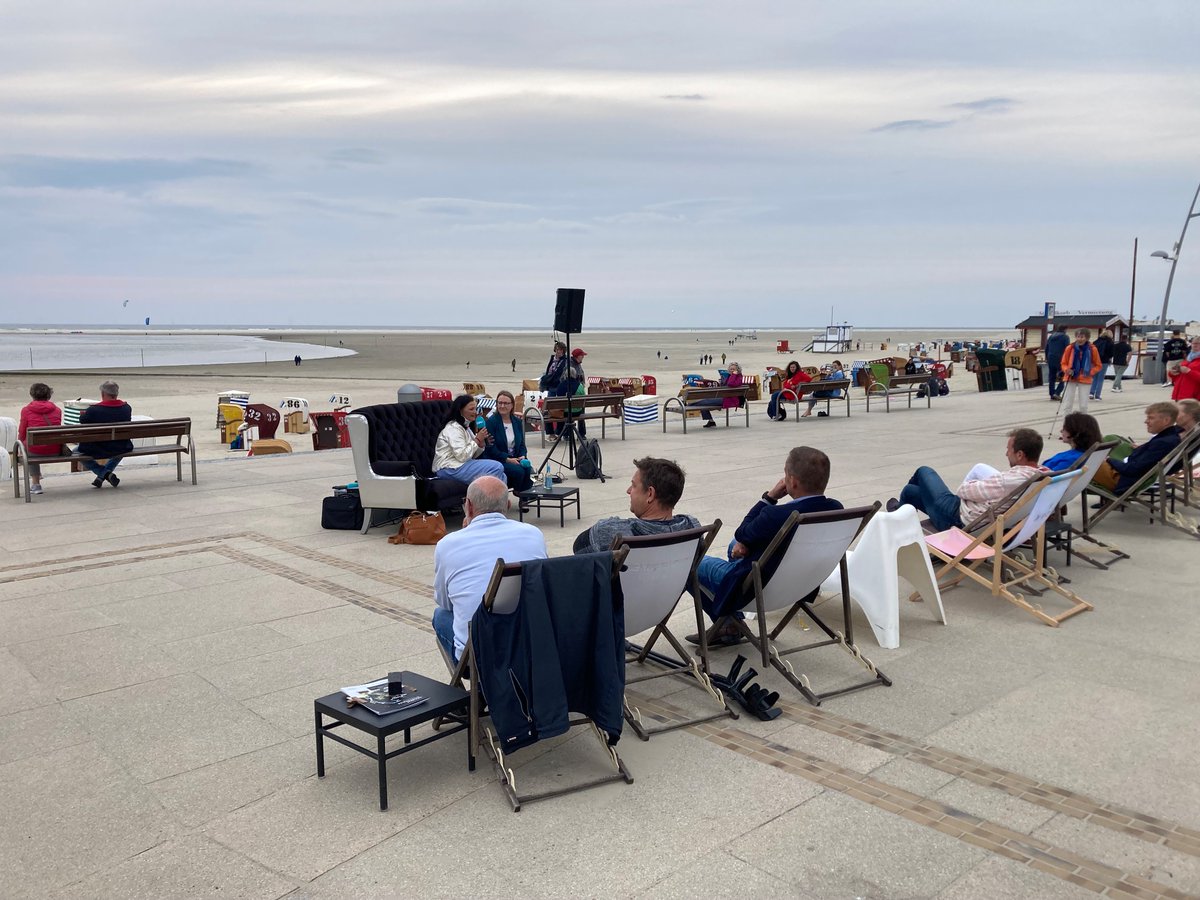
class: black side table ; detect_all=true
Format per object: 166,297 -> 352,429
314,671 -> 472,810
518,484 -> 581,527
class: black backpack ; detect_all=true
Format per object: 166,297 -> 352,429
937,378 -> 950,396
576,438 -> 603,479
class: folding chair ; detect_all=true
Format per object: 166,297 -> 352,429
1165,427 -> 1200,510
819,504 -> 945,650
614,522 -> 738,739
1043,439 -> 1129,569
464,550 -> 633,812
924,470 -> 1094,626
726,504 -> 892,706
1080,431 -> 1200,541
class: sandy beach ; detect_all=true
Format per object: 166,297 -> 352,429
0,327 -> 1019,460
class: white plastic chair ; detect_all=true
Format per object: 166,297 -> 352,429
819,504 -> 945,649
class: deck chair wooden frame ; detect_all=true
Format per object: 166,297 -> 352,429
453,550 -> 634,812
613,521 -> 738,740
726,503 -> 891,706
1080,428 -> 1200,541
1165,426 -> 1200,510
925,471 -> 1094,626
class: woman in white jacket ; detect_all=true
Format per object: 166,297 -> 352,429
432,395 -> 506,485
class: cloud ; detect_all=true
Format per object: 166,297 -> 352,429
324,148 -> 387,167
872,118 -> 956,132
0,155 -> 252,192
661,94 -> 706,101
948,96 -> 1016,114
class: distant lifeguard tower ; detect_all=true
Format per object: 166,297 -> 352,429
810,324 -> 854,353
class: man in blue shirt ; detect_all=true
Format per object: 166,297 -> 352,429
689,446 -> 842,646
432,476 -> 547,663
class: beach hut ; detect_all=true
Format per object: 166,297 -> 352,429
63,399 -> 97,427
327,393 -> 353,411
245,404 -> 281,440
217,390 -> 250,431
1015,312 -> 1129,349
776,339 -> 790,353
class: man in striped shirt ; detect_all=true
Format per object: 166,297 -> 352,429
891,428 -> 1045,530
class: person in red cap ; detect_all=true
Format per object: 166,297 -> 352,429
558,347 -> 588,437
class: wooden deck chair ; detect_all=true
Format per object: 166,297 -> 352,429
1165,426 -> 1200,510
614,522 -> 738,740
465,550 -> 634,812
727,504 -> 892,706
925,470 -> 1094,626
1080,430 -> 1200,541
1045,439 -> 1129,569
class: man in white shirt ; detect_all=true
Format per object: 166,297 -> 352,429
433,476 -> 547,663
891,428 -> 1045,530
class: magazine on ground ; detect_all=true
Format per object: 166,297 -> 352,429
340,678 -> 427,716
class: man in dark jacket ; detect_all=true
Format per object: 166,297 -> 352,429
77,381 -> 133,488
1090,329 -> 1115,400
1111,335 -> 1133,392
1105,401 -> 1183,495
689,446 -> 842,645
1044,324 -> 1070,400
1161,330 -> 1190,384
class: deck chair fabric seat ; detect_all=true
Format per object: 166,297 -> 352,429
819,504 -> 945,649
471,552 -> 626,751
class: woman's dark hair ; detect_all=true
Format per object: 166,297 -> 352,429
29,382 -> 53,401
1062,412 -> 1102,452
785,360 -> 800,376
442,394 -> 477,431
553,341 -> 567,354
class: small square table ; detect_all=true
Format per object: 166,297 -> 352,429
314,671 -> 472,810
518,484 -> 581,527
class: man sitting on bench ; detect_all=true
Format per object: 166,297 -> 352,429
572,457 -> 699,554
889,427 -> 1044,530
689,446 -> 842,646
78,380 -> 134,488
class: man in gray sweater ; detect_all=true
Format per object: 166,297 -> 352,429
573,457 -> 700,553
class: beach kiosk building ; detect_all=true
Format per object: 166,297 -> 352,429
1016,312 -> 1130,350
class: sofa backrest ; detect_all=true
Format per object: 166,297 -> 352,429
351,401 -> 450,478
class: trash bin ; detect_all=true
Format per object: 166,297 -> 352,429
974,349 -> 1008,392
396,383 -> 422,403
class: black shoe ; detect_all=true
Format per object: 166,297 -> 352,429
886,497 -> 900,513
776,409 -> 787,421
106,474 -> 120,488
92,477 -> 104,488
703,420 -> 717,428
1090,500 -> 1106,509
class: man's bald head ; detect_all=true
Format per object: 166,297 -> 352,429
466,476 -> 510,516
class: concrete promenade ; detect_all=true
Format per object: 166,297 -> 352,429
2,380 -> 1197,899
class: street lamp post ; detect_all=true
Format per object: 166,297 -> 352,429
1145,181 -> 1200,383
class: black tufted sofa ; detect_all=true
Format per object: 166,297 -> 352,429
349,401 -> 468,513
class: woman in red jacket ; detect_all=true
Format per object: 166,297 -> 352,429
1168,360 -> 1200,403
17,382 -> 63,495
766,360 -> 811,421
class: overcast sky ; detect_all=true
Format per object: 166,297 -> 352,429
1,2 -> 1198,329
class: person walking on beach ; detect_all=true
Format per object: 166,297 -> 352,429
18,382 -> 63,495
511,358 -> 517,373
78,381 -> 133,488
1060,329 -> 1101,416
1090,329 -> 1114,400
1111,334 -> 1132,392
1044,324 -> 1069,400
721,353 -> 726,365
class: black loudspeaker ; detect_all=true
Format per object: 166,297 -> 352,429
554,288 -> 585,334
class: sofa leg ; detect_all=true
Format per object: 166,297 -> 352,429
361,511 -> 372,534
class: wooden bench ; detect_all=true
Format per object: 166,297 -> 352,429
13,418 -> 197,502
865,372 -> 933,413
662,385 -> 752,433
780,380 -> 852,419
524,392 -> 625,447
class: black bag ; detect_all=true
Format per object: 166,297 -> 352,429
904,358 -> 918,375
937,378 -> 950,396
576,438 -> 603,479
322,490 -> 364,530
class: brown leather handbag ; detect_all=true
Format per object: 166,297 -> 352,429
1091,461 -> 1120,493
388,511 -> 447,545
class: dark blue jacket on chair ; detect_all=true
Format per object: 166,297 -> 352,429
470,553 -> 625,752
483,413 -> 528,460
1110,426 -> 1182,493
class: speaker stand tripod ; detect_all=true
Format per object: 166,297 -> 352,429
535,332 -> 607,484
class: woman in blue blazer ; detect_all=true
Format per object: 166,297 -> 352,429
484,390 -> 533,492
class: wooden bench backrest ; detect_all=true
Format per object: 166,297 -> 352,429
25,418 -> 192,445
542,392 -> 624,410
886,373 -> 933,387
680,385 -> 751,402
